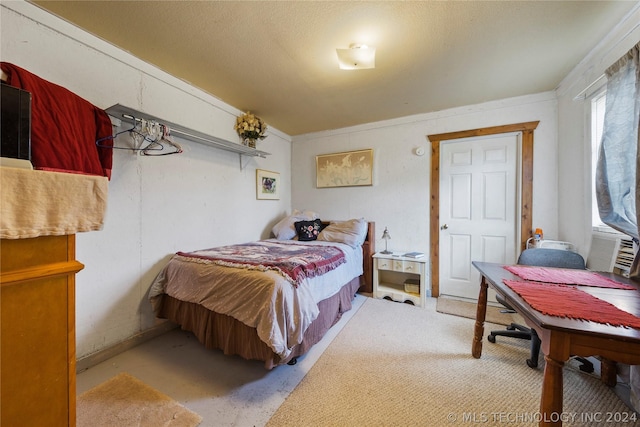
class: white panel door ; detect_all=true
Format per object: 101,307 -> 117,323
439,133 -> 520,300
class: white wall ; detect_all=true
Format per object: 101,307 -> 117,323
292,2 -> 640,268
556,3 -> 640,253
1,1 -> 292,358
4,0 -> 637,359
292,93 -> 559,263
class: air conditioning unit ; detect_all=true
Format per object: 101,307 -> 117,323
586,230 -> 635,276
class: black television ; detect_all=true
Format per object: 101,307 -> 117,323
1,82 -> 32,161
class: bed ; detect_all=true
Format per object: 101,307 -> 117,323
149,217 -> 375,369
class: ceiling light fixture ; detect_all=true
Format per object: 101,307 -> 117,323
336,44 -> 376,70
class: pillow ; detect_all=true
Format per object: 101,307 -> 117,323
272,209 -> 319,240
317,218 -> 368,248
294,219 -> 323,241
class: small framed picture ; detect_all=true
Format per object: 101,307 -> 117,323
256,169 -> 280,200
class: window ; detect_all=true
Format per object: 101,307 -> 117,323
594,44 -> 640,240
591,89 -> 608,230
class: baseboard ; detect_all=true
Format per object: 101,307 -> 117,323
76,321 -> 178,374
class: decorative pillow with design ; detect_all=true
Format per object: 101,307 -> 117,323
294,219 -> 323,241
317,218 -> 368,248
272,209 -> 319,240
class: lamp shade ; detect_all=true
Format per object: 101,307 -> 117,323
336,45 -> 376,70
381,227 -> 390,240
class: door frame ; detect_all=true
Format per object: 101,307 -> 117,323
428,121 -> 539,297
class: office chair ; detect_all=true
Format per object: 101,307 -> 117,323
488,248 -> 594,371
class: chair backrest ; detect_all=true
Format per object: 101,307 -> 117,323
517,248 -> 586,270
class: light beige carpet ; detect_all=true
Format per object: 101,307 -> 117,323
268,297 -> 636,427
77,372 -> 202,427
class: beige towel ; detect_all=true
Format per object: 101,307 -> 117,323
1,167 -> 108,239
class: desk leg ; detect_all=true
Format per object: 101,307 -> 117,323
540,355 -> 564,427
472,276 -> 488,358
601,358 -> 617,387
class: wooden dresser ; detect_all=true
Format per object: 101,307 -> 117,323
0,166 -> 107,427
1,234 -> 84,426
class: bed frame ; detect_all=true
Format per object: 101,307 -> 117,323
157,221 -> 375,369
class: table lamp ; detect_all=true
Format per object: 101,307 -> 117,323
381,227 -> 392,254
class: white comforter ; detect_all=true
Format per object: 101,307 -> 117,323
149,240 -> 363,359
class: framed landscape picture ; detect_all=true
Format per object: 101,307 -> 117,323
316,149 -> 373,188
256,169 -> 280,200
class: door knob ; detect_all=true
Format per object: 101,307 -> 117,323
440,224 -> 448,230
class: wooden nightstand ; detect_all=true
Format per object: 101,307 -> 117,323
373,252 -> 428,307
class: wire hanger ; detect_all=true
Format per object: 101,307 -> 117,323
96,115 -> 183,156
141,123 -> 183,156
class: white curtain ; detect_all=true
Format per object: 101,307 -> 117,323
596,42 -> 640,274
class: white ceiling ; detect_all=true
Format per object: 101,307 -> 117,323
32,1 -> 638,136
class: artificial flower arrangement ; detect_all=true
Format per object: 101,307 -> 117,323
234,111 -> 267,147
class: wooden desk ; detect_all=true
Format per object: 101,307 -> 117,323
472,261 -> 640,427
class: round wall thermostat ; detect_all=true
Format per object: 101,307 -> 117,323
415,147 -> 425,156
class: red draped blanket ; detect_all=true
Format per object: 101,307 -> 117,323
1,63 -> 113,178
175,241 -> 346,287
504,280 -> 640,329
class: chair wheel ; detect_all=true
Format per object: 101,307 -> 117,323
526,358 -> 538,369
487,334 -> 496,343
579,363 -> 594,373
506,325 -> 516,331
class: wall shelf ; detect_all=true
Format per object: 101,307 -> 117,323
105,104 -> 270,162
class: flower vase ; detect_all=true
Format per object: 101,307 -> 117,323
243,138 -> 256,149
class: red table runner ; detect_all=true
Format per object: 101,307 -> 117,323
504,280 -> 640,329
504,265 -> 635,290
